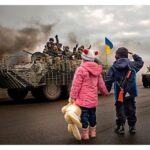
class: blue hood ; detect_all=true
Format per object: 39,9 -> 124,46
113,58 -> 130,70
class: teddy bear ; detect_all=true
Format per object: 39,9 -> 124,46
61,98 -> 82,140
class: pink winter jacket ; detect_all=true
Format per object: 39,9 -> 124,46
70,61 -> 109,108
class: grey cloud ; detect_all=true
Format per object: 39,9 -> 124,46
0,5 -> 150,64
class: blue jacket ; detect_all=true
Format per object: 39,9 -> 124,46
105,54 -> 144,102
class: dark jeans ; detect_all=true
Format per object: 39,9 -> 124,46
115,96 -> 137,127
80,107 -> 96,128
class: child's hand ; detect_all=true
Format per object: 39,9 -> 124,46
103,92 -> 110,96
103,89 -> 110,96
68,97 -> 75,104
128,51 -> 134,56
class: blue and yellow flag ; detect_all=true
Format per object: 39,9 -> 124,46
105,37 -> 113,55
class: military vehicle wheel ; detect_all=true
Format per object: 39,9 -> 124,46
43,84 -> 61,100
142,75 -> 149,88
31,87 -> 44,100
143,81 -> 149,88
7,89 -> 28,102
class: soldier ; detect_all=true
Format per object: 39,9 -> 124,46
57,43 -> 63,59
71,44 -> 79,60
43,50 -> 52,66
79,45 -> 84,51
53,44 -> 61,70
43,47 -> 48,54
49,37 -> 54,44
57,43 -> 62,50
76,45 -> 84,60
61,46 -> 72,71
62,46 -> 72,60
46,42 -> 57,57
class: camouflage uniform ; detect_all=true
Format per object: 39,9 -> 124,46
61,46 -> 72,71
51,45 -> 61,70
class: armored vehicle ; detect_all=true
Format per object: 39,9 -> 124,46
0,51 -> 108,102
142,65 -> 150,88
0,51 -> 81,102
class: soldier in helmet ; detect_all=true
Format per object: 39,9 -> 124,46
80,45 -> 84,50
61,46 -> 72,71
57,43 -> 63,58
47,42 -> 57,57
62,46 -> 72,60
43,46 -> 48,54
57,43 -> 62,50
76,45 -> 84,60
49,37 -> 54,44
46,42 -> 52,55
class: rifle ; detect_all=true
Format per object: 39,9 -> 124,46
55,35 -> 59,44
73,44 -> 78,51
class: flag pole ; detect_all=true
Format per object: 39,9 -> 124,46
106,51 -> 108,66
105,45 -> 108,67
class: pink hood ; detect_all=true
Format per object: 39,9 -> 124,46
70,61 -> 108,108
81,61 -> 102,76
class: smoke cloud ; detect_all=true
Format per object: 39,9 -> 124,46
0,23 -> 54,57
67,32 -> 78,45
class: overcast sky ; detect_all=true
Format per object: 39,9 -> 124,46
0,5 -> 150,68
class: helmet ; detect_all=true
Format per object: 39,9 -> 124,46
49,38 -> 54,42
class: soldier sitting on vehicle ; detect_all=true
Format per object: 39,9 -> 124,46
57,43 -> 63,58
76,45 -> 84,60
49,37 -> 55,44
52,44 -> 62,70
46,42 -> 57,57
43,47 -> 48,54
71,44 -> 79,60
49,35 -> 60,46
62,46 -> 72,60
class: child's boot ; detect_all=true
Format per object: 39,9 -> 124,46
129,126 -> 136,134
81,127 -> 89,140
115,125 -> 125,135
89,126 -> 96,138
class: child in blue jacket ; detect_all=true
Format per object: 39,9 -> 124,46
105,47 -> 144,134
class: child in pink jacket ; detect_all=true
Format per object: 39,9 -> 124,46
69,49 -> 108,140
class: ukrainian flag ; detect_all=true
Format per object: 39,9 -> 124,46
105,37 -> 113,55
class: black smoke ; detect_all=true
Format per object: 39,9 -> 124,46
0,23 -> 54,57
